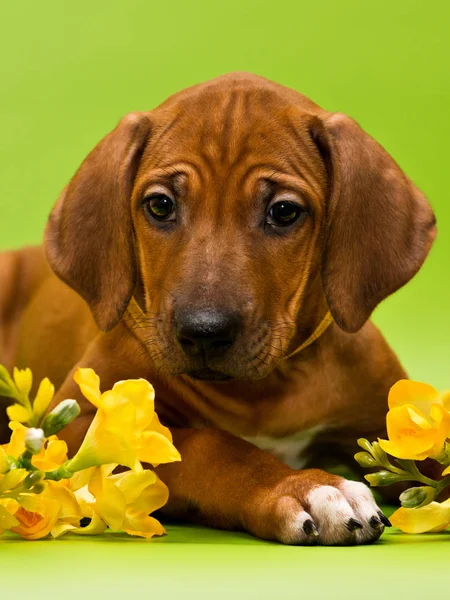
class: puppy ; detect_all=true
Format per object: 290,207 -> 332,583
0,73 -> 436,545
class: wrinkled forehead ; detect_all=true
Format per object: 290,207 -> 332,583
137,85 -> 327,195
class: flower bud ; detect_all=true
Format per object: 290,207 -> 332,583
354,452 -> 378,468
25,428 -> 45,454
22,470 -> 44,489
371,441 -> 389,465
400,486 -> 436,508
31,482 -> 46,494
42,399 -> 81,436
357,438 -> 373,453
365,470 -> 407,487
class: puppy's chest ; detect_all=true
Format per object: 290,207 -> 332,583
242,426 -> 325,469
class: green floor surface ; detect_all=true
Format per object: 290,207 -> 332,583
1,521 -> 448,600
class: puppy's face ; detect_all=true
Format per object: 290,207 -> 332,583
45,74 -> 436,382
131,90 -> 327,380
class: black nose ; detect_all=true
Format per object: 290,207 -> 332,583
175,309 -> 239,359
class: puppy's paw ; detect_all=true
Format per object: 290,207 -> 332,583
252,470 -> 390,545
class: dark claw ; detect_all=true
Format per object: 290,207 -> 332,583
369,516 -> 383,529
377,511 -> 392,527
303,519 -> 319,537
347,518 -> 363,532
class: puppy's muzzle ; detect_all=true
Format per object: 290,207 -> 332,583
175,308 -> 240,360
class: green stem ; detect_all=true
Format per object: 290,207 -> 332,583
44,464 -> 74,481
397,459 -> 440,488
435,476 -> 450,497
16,450 -> 36,471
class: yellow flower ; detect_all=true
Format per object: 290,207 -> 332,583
378,380 -> 450,460
6,376 -> 54,425
67,369 -> 181,472
390,499 -> 450,533
8,481 -> 82,540
0,477 -> 82,540
60,465 -> 168,538
1,421 -> 68,471
32,437 -> 68,471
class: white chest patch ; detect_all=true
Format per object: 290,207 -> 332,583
243,425 -> 325,469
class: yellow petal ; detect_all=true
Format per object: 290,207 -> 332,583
111,469 -> 158,505
406,406 -> 432,429
67,411 -> 137,471
45,481 -> 82,522
71,513 -> 107,536
13,367 -> 33,398
381,407 -> 437,460
33,377 -> 55,419
123,510 -> 166,538
73,486 -> 95,518
378,437 -> 431,461
51,521 -> 77,538
388,380 -> 440,417
69,466 -> 97,492
6,404 -> 32,424
429,404 -> 450,456
132,476 -> 169,514
390,500 -> 450,533
137,430 -> 181,465
7,421 -> 28,456
17,493 -> 43,512
442,465 -> 450,476
0,503 -> 19,531
148,412 -> 173,441
74,368 -> 102,408
33,438 -> 68,471
441,391 -> 450,411
88,468 -> 126,522
0,469 -> 28,493
0,447 -> 9,474
110,379 -> 155,431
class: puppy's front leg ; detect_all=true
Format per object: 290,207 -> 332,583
156,428 -> 389,545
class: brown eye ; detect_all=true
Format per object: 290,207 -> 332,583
143,194 -> 176,221
268,201 -> 305,227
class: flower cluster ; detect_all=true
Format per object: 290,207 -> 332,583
0,366 -> 180,540
355,380 -> 450,533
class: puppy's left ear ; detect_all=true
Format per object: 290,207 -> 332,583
311,113 -> 436,333
45,112 -> 150,331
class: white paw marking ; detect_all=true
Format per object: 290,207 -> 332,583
305,482 -> 384,545
339,480 -> 383,543
307,485 -> 355,544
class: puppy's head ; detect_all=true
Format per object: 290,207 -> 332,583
45,73 -> 436,381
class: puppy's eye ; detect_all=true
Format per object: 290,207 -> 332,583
143,194 -> 176,222
267,201 -> 305,227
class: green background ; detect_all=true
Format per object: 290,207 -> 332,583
0,1 -> 449,598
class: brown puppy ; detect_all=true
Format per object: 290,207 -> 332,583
0,73 -> 436,545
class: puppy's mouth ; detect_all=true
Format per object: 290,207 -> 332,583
187,368 -> 233,382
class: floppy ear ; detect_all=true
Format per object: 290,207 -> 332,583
311,113 -> 436,333
45,112 -> 150,331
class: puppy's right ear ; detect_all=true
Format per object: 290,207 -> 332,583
45,113 -> 150,331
